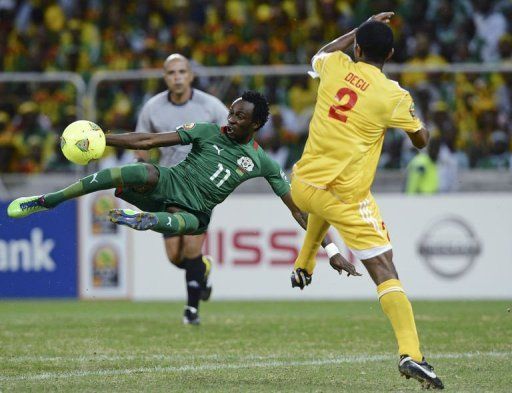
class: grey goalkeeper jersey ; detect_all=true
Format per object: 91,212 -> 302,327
135,88 -> 228,167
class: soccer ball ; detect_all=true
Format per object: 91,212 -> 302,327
60,120 -> 106,165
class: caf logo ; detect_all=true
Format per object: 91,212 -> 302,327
92,244 -> 119,288
91,193 -> 118,234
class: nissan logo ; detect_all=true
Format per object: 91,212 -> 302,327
418,217 -> 482,279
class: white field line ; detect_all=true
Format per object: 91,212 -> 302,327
0,351 -> 510,382
0,353 -> 263,363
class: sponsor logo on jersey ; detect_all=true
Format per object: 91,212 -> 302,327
212,144 -> 223,155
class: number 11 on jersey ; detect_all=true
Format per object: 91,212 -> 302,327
210,163 -> 231,187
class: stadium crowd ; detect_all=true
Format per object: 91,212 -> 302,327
0,0 -> 511,178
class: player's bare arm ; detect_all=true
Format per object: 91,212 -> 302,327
408,127 -> 429,149
314,12 -> 395,56
280,192 -> 361,277
106,131 -> 183,150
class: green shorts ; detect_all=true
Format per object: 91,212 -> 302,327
115,164 -> 211,234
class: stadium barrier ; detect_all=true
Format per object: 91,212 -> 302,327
86,62 -> 512,120
0,72 -> 86,118
3,62 -> 512,122
90,193 -> 511,301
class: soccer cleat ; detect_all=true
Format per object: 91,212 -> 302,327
399,356 -> 444,389
200,255 -> 213,301
108,209 -> 158,231
290,268 -> 312,290
183,306 -> 200,326
7,195 -> 48,218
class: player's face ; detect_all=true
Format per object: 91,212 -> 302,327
163,59 -> 194,95
226,98 -> 258,143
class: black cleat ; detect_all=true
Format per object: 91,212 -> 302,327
200,255 -> 213,301
399,356 -> 444,389
290,268 -> 312,290
183,306 -> 200,326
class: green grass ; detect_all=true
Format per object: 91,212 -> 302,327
0,300 -> 511,392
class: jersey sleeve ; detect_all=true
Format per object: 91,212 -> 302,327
135,102 -> 152,133
310,51 -> 352,79
388,92 -> 423,133
262,155 -> 291,197
177,123 -> 218,145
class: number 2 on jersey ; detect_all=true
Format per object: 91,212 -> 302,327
210,163 -> 231,187
328,87 -> 358,123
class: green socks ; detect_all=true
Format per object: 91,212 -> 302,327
151,211 -> 200,235
43,164 -> 148,208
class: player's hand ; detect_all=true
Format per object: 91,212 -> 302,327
367,12 -> 394,24
329,254 -> 362,277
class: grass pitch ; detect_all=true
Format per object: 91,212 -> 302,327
0,300 -> 510,392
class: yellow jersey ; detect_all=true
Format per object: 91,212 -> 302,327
294,51 -> 423,203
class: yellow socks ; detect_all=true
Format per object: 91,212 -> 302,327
294,214 -> 330,274
377,279 -> 422,361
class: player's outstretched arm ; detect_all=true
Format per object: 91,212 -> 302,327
314,12 -> 395,56
280,192 -> 361,277
106,131 -> 183,150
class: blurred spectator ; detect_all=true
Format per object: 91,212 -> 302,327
98,106 -> 135,170
258,105 -> 301,170
496,71 -> 512,135
469,109 -> 499,168
475,129 -> 510,169
401,32 -> 447,88
471,0 -> 507,62
0,110 -> 14,172
405,137 -> 441,195
427,101 -> 460,191
9,101 -> 55,173
1,0 -> 512,174
287,75 -> 318,134
45,105 -> 76,172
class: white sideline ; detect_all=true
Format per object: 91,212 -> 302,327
0,351 -> 510,382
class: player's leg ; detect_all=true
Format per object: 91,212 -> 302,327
161,234 -> 211,325
361,250 -> 421,360
290,177 -> 328,288
361,250 -> 443,389
7,163 -> 157,218
181,234 -> 212,302
291,213 -> 330,289
180,234 -> 212,325
108,209 -> 201,235
294,214 -> 330,274
164,235 -> 184,265
328,192 -> 443,389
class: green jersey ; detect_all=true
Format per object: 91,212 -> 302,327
115,122 -> 290,232
166,122 -> 290,213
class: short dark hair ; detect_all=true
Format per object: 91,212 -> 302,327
241,90 -> 269,130
355,21 -> 394,63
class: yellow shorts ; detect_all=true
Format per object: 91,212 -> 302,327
291,176 -> 391,260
